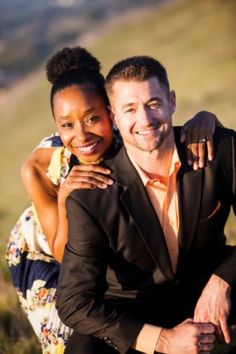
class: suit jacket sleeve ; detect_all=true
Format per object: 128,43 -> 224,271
57,195 -> 144,354
214,129 -> 236,286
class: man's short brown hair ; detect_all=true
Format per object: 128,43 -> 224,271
105,56 -> 170,98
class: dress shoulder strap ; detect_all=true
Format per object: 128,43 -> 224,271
46,147 -> 71,185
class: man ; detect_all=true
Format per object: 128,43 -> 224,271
57,56 -> 236,354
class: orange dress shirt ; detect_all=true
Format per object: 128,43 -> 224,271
129,145 -> 181,354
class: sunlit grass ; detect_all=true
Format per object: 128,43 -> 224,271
0,280 -> 41,353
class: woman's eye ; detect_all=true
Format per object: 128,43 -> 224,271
61,122 -> 73,128
86,116 -> 99,124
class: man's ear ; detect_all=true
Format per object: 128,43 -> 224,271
108,105 -> 117,127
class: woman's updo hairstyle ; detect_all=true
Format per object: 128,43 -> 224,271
46,46 -> 108,112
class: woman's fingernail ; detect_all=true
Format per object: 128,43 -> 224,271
199,161 -> 204,168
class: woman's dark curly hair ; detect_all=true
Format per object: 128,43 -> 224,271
46,46 -> 108,112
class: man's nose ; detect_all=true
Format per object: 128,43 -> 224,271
137,106 -> 152,126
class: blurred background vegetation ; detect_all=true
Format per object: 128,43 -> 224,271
0,0 -> 235,352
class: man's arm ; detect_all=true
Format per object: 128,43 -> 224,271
194,129 -> 236,343
213,129 -> 236,285
193,274 -> 232,343
57,194 -> 144,354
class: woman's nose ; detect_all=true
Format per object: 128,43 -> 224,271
74,122 -> 89,142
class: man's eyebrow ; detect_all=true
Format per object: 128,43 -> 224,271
147,96 -> 163,103
121,97 -> 162,109
121,102 -> 135,109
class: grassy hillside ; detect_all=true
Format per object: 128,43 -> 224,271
92,0 -> 236,125
0,0 -> 235,352
0,0 -> 159,86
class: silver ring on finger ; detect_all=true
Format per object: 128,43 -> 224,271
199,138 -> 206,143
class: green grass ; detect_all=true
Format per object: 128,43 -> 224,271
0,0 -> 235,351
91,0 -> 236,126
0,308 -> 41,354
0,280 -> 40,353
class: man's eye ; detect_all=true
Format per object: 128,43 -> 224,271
149,102 -> 159,110
124,108 -> 135,114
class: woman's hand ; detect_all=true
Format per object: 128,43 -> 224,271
58,164 -> 113,204
180,111 -> 223,170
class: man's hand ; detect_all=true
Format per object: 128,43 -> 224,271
155,318 -> 215,354
194,274 -> 232,344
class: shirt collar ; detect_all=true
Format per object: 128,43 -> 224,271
128,144 -> 181,186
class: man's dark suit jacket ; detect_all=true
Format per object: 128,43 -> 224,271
57,127 -> 236,354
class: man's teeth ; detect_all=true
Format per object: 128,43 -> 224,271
136,129 -> 156,135
78,142 -> 97,152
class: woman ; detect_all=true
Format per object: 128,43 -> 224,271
6,46 -> 221,353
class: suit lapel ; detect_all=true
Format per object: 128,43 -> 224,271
109,147 -> 174,280
175,132 -> 203,250
177,167 -> 203,249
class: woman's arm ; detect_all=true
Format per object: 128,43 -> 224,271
21,148 -> 113,262
21,147 -> 60,254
